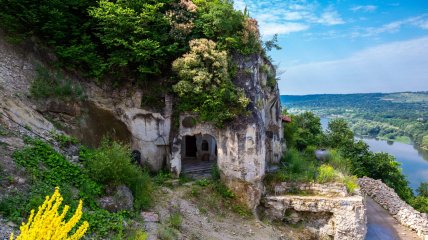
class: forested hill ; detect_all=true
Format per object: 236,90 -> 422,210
280,92 -> 428,150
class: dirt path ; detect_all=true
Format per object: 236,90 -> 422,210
366,196 -> 419,240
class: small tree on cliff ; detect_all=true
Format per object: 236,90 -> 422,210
173,38 -> 249,127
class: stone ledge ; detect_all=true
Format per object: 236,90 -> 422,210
273,182 -> 349,197
261,194 -> 366,240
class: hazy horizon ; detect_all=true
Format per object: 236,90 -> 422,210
281,90 -> 428,96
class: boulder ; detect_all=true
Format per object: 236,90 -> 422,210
99,185 -> 134,212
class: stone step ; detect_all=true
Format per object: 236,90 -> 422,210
182,165 -> 213,174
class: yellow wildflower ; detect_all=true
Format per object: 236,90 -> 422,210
10,187 -> 89,240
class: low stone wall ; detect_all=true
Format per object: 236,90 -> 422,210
261,194 -> 366,240
358,177 -> 428,239
273,182 -> 349,197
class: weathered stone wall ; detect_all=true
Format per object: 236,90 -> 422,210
272,182 -> 350,197
170,54 -> 283,208
358,177 -> 428,239
261,193 -> 367,240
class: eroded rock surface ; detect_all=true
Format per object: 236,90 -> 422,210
262,195 -> 366,239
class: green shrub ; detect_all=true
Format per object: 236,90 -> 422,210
232,204 -> 252,218
172,39 -> 250,127
30,66 -> 84,100
328,149 -> 351,175
417,182 -> 428,197
317,164 -> 336,183
12,138 -> 101,205
280,148 -> 317,182
342,175 -> 358,194
410,196 -> 428,213
51,132 -> 78,148
168,212 -> 182,230
0,124 -> 9,136
211,165 -> 221,180
303,145 -> 317,159
158,225 -> 179,240
84,139 -> 153,210
128,230 -> 148,240
82,209 -> 127,238
6,137 -> 134,237
214,181 -> 235,199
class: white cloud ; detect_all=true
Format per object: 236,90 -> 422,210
353,15 -> 428,37
279,37 -> 428,94
316,6 -> 345,25
350,5 -> 377,12
260,22 -> 310,36
233,1 -> 344,36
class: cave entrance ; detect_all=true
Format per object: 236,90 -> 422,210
185,135 -> 197,157
181,134 -> 217,177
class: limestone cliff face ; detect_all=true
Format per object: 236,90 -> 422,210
170,54 -> 283,208
0,31 -> 283,208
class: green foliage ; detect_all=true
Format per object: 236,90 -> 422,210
279,148 -> 317,182
263,34 -> 282,52
89,0 -> 177,80
30,66 -> 85,100
0,124 -> 9,136
173,39 -> 250,127
266,71 -> 277,90
342,175 -> 358,194
81,209 -> 127,238
283,92 -> 428,148
327,149 -> 351,175
211,165 -> 221,181
187,178 -> 249,219
12,138 -> 101,204
3,137 -> 144,237
168,212 -> 182,230
410,196 -> 428,213
0,0 -> 104,76
324,118 -> 354,149
417,182 -> 428,197
51,132 -> 78,148
158,225 -> 180,240
84,139 -> 153,210
128,229 -> 148,240
286,112 -> 323,150
317,164 -> 336,183
422,135 -> 428,150
194,0 -> 261,55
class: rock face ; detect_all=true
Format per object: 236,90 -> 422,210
358,177 -> 428,239
261,182 -> 367,240
170,55 -> 283,208
0,31 -> 283,209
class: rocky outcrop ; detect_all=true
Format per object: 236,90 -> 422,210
261,193 -> 367,239
358,177 -> 428,239
0,30 -> 283,210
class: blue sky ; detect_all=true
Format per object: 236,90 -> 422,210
234,0 -> 428,95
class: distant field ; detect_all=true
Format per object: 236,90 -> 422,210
280,92 -> 428,148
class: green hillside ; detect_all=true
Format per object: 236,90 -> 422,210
281,92 -> 428,149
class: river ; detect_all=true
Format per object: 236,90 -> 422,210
321,118 -> 428,192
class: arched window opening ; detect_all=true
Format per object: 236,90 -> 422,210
202,140 -> 209,151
